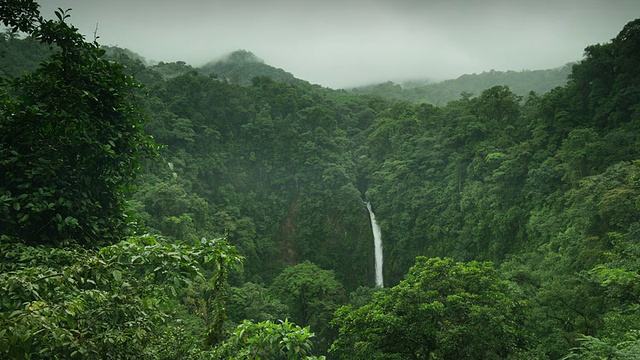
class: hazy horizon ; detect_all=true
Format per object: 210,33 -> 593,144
39,0 -> 640,89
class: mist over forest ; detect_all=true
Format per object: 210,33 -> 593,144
2,1 -> 640,359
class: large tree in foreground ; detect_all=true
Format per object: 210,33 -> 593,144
269,261 -> 346,355
0,1 -> 157,246
330,257 -> 537,359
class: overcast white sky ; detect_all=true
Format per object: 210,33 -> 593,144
39,0 -> 640,88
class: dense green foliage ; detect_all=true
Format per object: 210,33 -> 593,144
0,5 -> 157,247
0,235 -> 241,359
2,1 -> 640,358
331,257 -> 535,359
0,2 -> 244,359
269,261 -> 345,353
135,72 -> 375,289
214,319 -> 325,360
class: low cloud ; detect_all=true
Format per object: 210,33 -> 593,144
42,0 -> 640,88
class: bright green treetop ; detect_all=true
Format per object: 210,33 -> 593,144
331,257 -> 536,359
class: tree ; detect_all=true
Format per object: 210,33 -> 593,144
474,85 -> 521,123
269,261 -> 345,354
0,2 -> 157,247
227,282 -> 290,324
330,257 -> 535,359
213,320 -> 325,360
562,333 -> 640,360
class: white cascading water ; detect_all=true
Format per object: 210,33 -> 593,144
366,202 -> 384,287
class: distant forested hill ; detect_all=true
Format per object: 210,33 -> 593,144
350,64 -> 573,105
0,31 -> 52,76
199,49 -> 308,86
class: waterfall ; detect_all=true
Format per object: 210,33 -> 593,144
366,202 -> 384,287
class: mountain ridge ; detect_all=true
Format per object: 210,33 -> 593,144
349,64 -> 573,105
0,36 -> 575,101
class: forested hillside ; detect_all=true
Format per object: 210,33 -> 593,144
350,64 -> 572,105
2,2 -> 640,358
200,50 -> 306,87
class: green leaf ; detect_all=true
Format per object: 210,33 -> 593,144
112,269 -> 122,282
